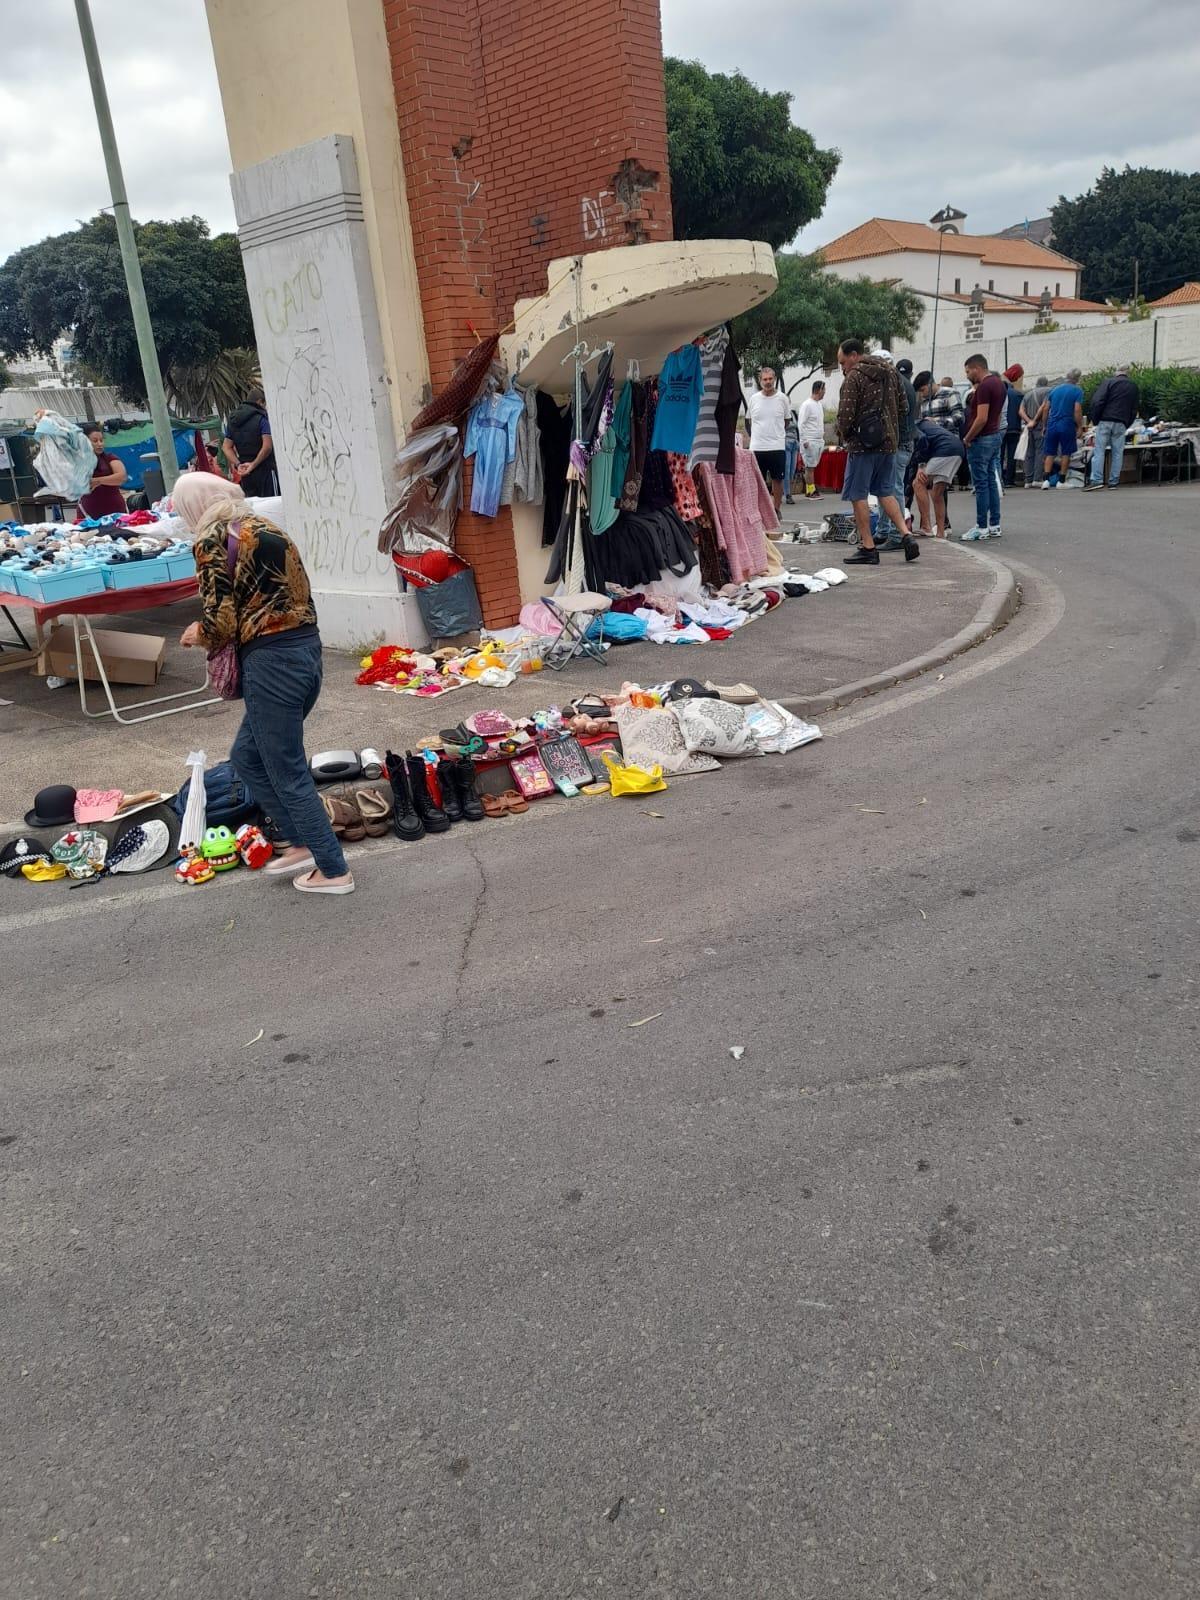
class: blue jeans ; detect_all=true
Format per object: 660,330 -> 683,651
894,443 -> 913,503
231,633 -> 348,878
1090,419 -> 1127,486
966,433 -> 1003,528
783,439 -> 798,494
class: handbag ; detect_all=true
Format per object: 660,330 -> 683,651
206,526 -> 241,700
1013,429 -> 1029,463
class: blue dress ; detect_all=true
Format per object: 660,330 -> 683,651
465,389 -> 524,517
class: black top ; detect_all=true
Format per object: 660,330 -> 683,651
1090,374 -> 1140,426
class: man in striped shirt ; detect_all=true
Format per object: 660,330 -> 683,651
922,377 -> 965,436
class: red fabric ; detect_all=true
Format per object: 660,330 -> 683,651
78,455 -> 126,519
192,432 -> 224,475
117,510 -> 157,527
812,448 -> 846,490
391,548 -> 467,588
701,626 -> 732,640
0,576 -> 198,624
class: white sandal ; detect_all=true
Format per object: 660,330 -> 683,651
294,871 -> 355,896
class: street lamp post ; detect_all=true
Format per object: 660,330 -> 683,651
928,205 -> 966,382
74,0 -> 178,492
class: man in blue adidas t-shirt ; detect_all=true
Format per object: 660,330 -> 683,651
1035,369 -> 1085,488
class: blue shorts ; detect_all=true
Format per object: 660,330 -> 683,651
842,451 -> 897,502
1043,422 -> 1077,459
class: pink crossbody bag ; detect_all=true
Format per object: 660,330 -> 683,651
206,523 -> 242,700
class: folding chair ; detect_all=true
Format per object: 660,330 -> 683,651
540,592 -> 612,670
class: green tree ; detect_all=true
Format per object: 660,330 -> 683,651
0,214 -> 256,408
1051,166 -> 1200,302
665,58 -> 839,248
732,251 -> 923,379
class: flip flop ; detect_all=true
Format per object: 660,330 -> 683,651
481,794 -> 508,818
354,787 -> 392,837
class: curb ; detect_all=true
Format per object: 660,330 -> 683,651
778,542 -> 1020,720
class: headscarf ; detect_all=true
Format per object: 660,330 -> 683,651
172,472 -> 247,537
1004,364 -> 1025,382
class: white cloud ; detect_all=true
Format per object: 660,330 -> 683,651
661,0 -> 1200,252
0,0 -> 233,262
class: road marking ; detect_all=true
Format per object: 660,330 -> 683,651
827,557 -> 1065,736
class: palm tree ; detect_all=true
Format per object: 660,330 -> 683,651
165,348 -> 261,420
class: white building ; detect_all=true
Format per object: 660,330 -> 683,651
1147,282 -> 1200,319
799,215 -> 1111,408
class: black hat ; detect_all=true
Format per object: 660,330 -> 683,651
24,784 -> 77,829
0,835 -> 53,876
896,358 -> 914,377
664,678 -> 718,703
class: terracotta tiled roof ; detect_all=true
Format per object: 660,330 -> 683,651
1148,281 -> 1200,308
938,293 -> 1110,315
819,217 -> 1082,271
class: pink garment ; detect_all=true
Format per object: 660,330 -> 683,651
519,601 -> 564,636
74,788 -> 124,823
695,449 -> 775,581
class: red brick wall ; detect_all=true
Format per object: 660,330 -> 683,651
383,0 -> 672,627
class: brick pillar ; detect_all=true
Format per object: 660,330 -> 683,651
384,0 -> 672,627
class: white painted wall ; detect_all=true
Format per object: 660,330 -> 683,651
824,244 -> 1079,301
233,134 -> 426,651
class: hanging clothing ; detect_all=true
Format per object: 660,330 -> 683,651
411,334 -> 500,431
588,402 -> 624,536
667,453 -> 702,522
649,344 -> 704,454
695,447 -> 776,582
714,336 -> 746,475
618,381 -> 650,511
688,326 -> 729,470
608,382 -> 634,515
465,387 -> 523,517
536,391 -> 572,548
512,384 -> 543,505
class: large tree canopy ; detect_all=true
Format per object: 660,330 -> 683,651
1051,166 -> 1200,303
665,58 -> 839,248
0,214 -> 255,408
732,252 -> 923,380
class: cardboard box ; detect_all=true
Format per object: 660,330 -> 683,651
38,624 -> 166,687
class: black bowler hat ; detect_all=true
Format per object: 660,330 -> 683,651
24,785 -> 78,829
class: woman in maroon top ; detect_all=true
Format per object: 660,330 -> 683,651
78,428 -> 128,518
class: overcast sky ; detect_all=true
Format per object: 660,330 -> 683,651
3,0 -> 1198,266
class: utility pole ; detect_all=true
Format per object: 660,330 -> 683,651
74,0 -> 177,492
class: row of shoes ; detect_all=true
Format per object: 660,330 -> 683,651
385,751 -> 483,842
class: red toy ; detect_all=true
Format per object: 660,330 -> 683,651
236,824 -> 273,870
175,850 -> 215,886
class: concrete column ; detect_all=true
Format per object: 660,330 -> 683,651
232,133 -> 424,650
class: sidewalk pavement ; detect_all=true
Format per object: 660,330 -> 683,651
0,537 -> 1005,828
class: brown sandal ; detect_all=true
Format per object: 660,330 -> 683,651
499,788 -> 529,814
481,793 -> 508,818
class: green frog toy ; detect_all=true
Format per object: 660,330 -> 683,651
199,825 -> 240,872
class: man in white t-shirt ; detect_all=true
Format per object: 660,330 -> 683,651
796,379 -> 827,499
747,366 -> 793,512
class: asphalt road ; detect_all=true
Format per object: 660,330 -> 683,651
2,483 -> 1198,1598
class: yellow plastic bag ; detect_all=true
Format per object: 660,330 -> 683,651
602,751 -> 668,797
